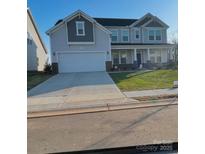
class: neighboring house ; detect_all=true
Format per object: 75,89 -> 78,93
46,10 -> 174,73
27,9 -> 47,71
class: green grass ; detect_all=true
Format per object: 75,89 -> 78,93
27,72 -> 53,90
109,69 -> 178,91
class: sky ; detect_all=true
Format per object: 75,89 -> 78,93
28,0 -> 178,53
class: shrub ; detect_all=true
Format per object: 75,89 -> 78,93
166,62 -> 178,69
44,63 -> 52,74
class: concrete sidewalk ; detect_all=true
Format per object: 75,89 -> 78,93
124,88 -> 178,98
28,98 -> 177,118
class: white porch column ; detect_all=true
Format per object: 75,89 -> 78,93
134,48 -> 137,61
119,51 -> 121,64
147,48 -> 150,61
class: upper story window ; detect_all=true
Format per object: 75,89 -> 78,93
76,21 -> 85,36
111,30 -> 118,42
135,30 -> 140,39
156,30 -> 161,40
122,30 -> 129,42
149,30 -> 162,41
149,30 -> 155,40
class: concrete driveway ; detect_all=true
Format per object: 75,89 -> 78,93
28,72 -> 128,112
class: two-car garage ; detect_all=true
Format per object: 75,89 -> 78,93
58,51 -> 106,73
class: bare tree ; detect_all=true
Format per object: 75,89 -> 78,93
171,38 -> 178,63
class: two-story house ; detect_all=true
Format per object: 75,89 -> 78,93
46,10 -> 174,73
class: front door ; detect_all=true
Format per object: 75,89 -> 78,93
137,53 -> 141,67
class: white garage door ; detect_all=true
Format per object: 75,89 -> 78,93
58,52 -> 106,73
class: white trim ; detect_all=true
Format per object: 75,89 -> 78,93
111,44 -> 174,50
46,10 -> 111,35
134,48 -> 137,61
105,26 -> 130,29
110,29 -> 119,42
147,48 -> 150,61
148,29 -> 162,41
155,30 -> 162,41
133,28 -> 140,40
93,24 -> 96,45
148,30 -> 155,41
119,51 -> 121,64
121,29 -> 129,42
76,21 -> 85,36
129,13 -> 153,27
67,42 -> 95,45
57,50 -> 106,54
142,17 -> 169,28
65,22 -> 69,47
129,13 -> 169,28
49,36 -> 53,63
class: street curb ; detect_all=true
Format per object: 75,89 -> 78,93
27,99 -> 177,119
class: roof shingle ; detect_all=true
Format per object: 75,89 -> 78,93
93,18 -> 137,26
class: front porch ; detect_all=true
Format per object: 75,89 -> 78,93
111,45 -> 174,71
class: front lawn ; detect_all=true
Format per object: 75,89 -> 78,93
27,72 -> 53,90
109,69 -> 178,91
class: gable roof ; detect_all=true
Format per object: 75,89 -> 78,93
144,20 -> 164,27
27,8 -> 47,54
93,18 -> 137,26
47,10 -> 169,35
46,10 -> 111,35
142,16 -> 169,28
130,13 -> 169,28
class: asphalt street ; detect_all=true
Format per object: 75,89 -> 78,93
28,104 -> 178,154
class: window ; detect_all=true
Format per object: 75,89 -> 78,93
120,52 -> 127,64
149,30 -> 155,40
76,21 -> 85,36
135,30 -> 139,39
149,30 -> 162,41
122,30 -> 129,42
112,52 -> 119,64
157,56 -> 161,63
111,30 -> 118,42
156,30 -> 161,40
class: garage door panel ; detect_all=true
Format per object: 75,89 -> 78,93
58,52 -> 106,73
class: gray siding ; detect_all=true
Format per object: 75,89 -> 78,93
67,16 -> 94,42
106,18 -> 167,44
134,17 -> 152,27
145,20 -> 163,27
50,24 -> 111,63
